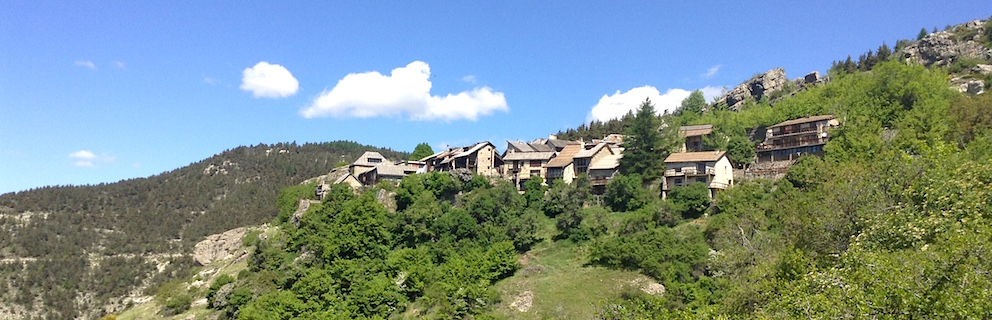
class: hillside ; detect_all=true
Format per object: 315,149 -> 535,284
0,141 -> 407,319
107,18 -> 992,320
8,16 -> 992,320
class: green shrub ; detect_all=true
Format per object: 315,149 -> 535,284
666,182 -> 711,220
206,274 -> 235,308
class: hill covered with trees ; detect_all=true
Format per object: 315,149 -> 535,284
0,141 -> 407,319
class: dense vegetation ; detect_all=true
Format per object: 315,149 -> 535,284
594,60 -> 992,318
0,141 -> 407,319
208,172 -> 540,319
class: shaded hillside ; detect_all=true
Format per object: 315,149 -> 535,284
0,141 -> 407,319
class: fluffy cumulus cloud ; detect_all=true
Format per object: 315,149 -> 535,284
300,61 -> 508,121
240,61 -> 300,98
69,150 -> 114,167
587,86 -> 693,122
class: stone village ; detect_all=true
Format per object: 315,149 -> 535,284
324,114 -> 839,199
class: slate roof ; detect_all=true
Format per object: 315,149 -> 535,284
547,139 -> 579,150
503,151 -> 555,161
664,151 -> 727,163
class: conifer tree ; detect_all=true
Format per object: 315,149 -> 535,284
619,99 -> 665,182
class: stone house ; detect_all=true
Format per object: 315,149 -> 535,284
572,142 -> 616,186
544,144 -> 583,185
421,141 -> 503,177
503,140 -> 555,189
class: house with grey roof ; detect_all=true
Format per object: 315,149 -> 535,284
346,151 -> 419,187
421,141 -> 503,177
503,140 -> 556,189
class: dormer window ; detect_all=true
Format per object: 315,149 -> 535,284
368,158 -> 382,163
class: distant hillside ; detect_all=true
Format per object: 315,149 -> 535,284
0,141 -> 407,319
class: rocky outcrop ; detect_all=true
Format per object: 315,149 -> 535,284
718,68 -> 788,111
954,79 -> 986,95
902,20 -> 992,68
193,227 -> 248,266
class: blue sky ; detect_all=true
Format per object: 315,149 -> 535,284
2,1 -> 990,193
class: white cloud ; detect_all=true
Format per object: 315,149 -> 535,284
114,61 -> 126,69
204,76 -> 220,86
701,64 -> 721,79
461,75 -> 477,84
75,61 -> 97,70
700,85 -> 726,103
240,61 -> 299,98
301,61 -> 508,121
587,86 -> 692,122
69,150 -> 97,160
69,150 -> 114,168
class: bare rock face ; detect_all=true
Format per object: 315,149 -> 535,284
902,20 -> 992,68
974,64 -> 992,75
719,68 -> 788,111
193,227 -> 248,266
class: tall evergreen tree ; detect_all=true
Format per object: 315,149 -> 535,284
619,99 -> 665,182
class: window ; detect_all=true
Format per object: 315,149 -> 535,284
697,163 -> 706,172
530,169 -> 541,177
367,158 -> 382,163
530,160 -> 542,167
696,177 -> 706,183
675,178 -> 683,185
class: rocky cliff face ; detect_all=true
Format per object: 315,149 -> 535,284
718,68 -> 788,111
902,20 -> 992,68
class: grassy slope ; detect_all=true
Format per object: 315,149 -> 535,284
491,213 -> 657,319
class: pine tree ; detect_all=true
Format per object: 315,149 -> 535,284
618,99 -> 665,182
917,27 -> 928,40
877,43 -> 892,62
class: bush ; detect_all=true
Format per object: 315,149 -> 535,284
604,174 -> 651,212
666,182 -> 711,219
206,274 -> 235,308
162,293 -> 191,316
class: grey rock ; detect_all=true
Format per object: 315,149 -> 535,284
192,227 -> 247,266
718,68 -> 788,111
902,20 -> 992,68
